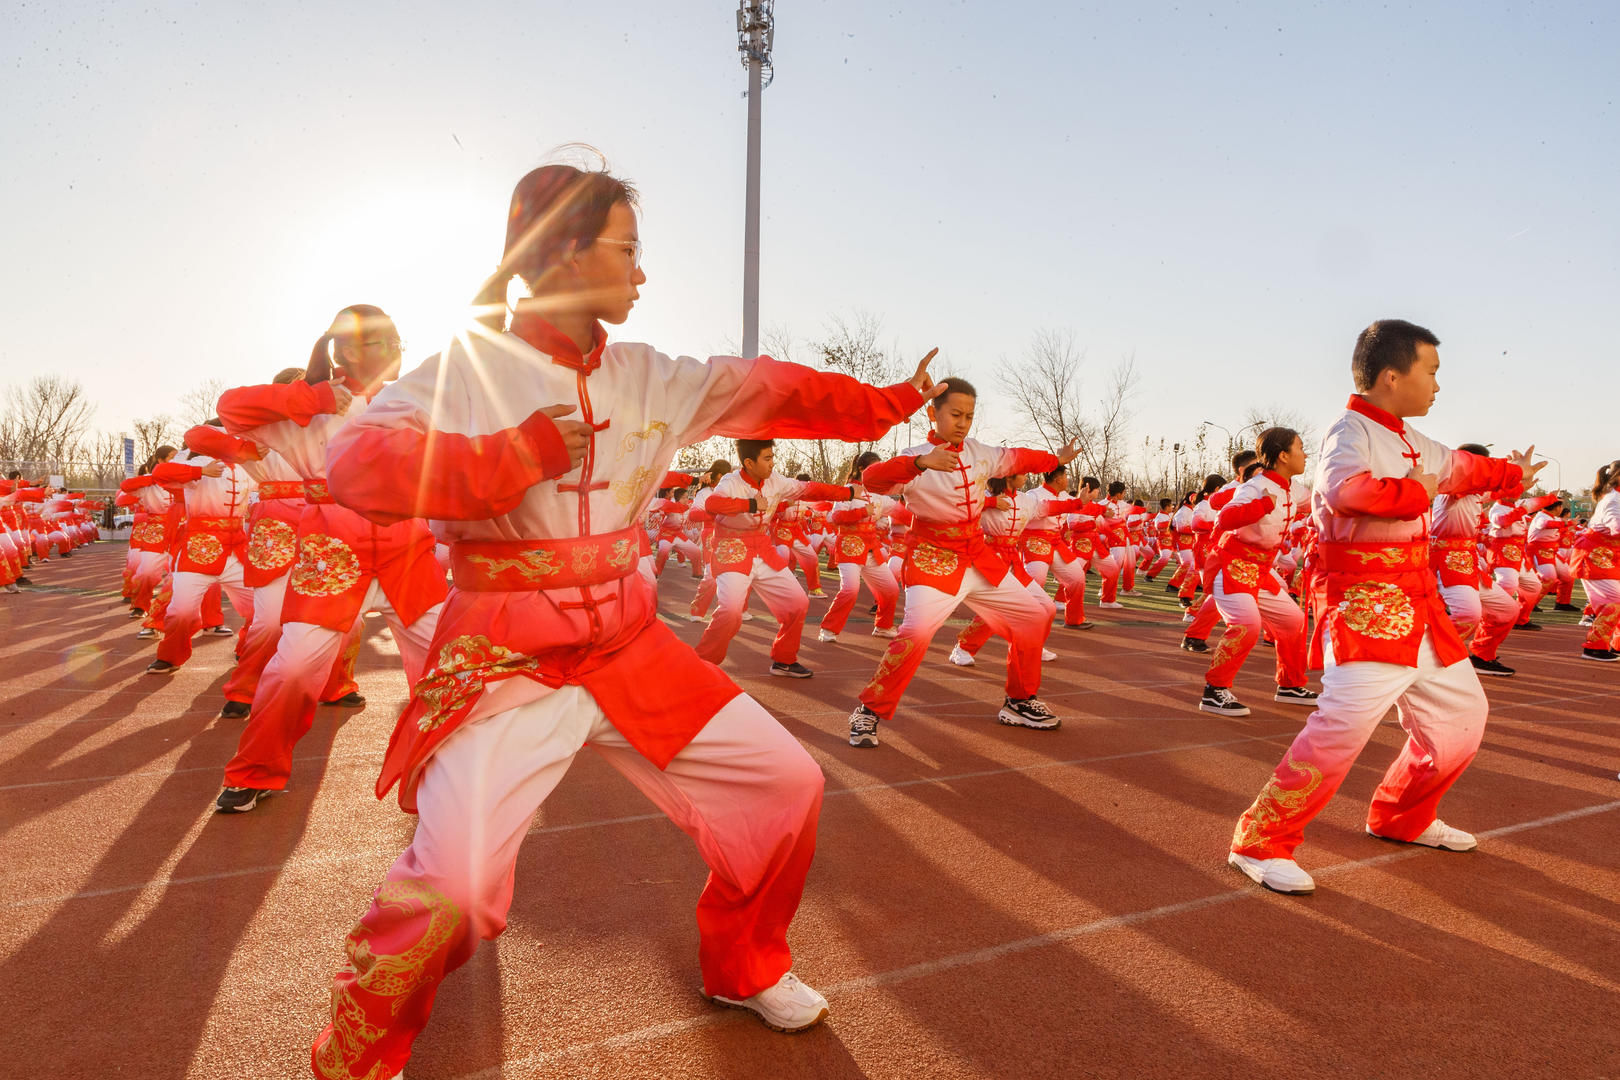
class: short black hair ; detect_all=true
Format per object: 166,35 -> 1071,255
795,473 -> 810,482
1457,442 -> 1489,456
1045,465 -> 1068,484
1080,475 -> 1101,491
1108,481 -> 1126,497
1351,319 -> 1440,392
936,376 -> 977,404
1231,448 -> 1258,473
1201,473 -> 1225,495
735,439 -> 773,465
1159,498 -> 1172,509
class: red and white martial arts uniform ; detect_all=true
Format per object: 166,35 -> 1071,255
0,481 -> 27,588
1575,490 -> 1620,653
1169,500 -> 1199,597
1526,506 -> 1572,605
955,488 -> 1060,660
1103,496 -> 1137,594
1432,490 -> 1518,664
1485,495 -> 1553,626
1231,395 -> 1521,859
151,440 -> 256,668
769,500 -> 823,594
693,471 -> 852,667
216,376 -> 447,792
1203,470 -> 1309,692
818,486 -> 900,637
305,313 -> 926,1080
855,435 -> 1059,723
1021,485 -> 1103,628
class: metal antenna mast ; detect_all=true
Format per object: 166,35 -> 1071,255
737,0 -> 775,358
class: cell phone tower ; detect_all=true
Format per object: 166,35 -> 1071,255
737,0 -> 774,359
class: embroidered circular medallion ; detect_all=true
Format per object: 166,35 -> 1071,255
290,533 -> 362,597
186,533 -> 224,566
714,538 -> 749,566
247,518 -> 298,571
1337,582 -> 1416,641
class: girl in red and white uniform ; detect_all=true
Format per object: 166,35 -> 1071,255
1228,320 -> 1538,897
1526,498 -> 1571,613
1103,481 -> 1139,597
695,441 -> 858,675
1020,466 -> 1101,629
950,475 -> 1061,666
1430,442 -> 1522,677
305,164 -> 938,1078
1485,493 -> 1554,629
817,452 -> 901,642
772,478 -> 825,596
118,447 -> 179,618
1575,460 -> 1620,661
144,431 -> 255,674
847,378 -> 1076,747
1182,458 -> 1257,650
213,307 -> 448,814
1195,428 -> 1318,716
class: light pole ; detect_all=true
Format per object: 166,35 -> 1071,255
736,0 -> 775,359
1539,454 -> 1562,495
1201,420 -> 1232,460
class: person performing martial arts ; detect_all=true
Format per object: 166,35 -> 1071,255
1228,319 -> 1541,896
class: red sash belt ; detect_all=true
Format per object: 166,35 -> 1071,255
451,527 -> 647,592
303,478 -> 335,504
1573,532 -> 1620,580
188,516 -> 246,535
1318,539 -> 1431,577
257,480 -> 306,500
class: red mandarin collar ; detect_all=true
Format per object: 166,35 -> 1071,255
510,310 -> 609,373
926,430 -> 962,450
1346,394 -> 1405,435
739,469 -> 765,493
1262,469 -> 1289,490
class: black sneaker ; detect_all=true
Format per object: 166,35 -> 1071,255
320,692 -> 367,707
997,696 -> 1060,730
1178,596 -> 1193,609
15,576 -> 32,585
1273,686 -> 1320,704
1165,583 -> 1179,593
215,786 -> 275,813
146,659 -> 178,674
770,661 -> 814,679
1581,647 -> 1620,663
220,701 -> 251,720
1553,603 -> 1581,612
1516,621 -> 1543,632
1199,684 -> 1251,716
848,705 -> 882,747
1260,638 -> 1275,648
127,607 -> 144,619
1469,655 -> 1515,677
1180,636 -> 1209,653
201,625 -> 234,636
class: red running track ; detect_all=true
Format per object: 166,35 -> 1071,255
1,544 -> 1616,1078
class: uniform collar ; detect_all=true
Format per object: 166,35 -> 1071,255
1346,394 -> 1405,435
738,469 -> 765,492
1262,469 -> 1289,490
926,430 -> 963,450
510,310 -> 608,373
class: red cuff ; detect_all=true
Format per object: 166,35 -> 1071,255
517,411 -> 574,480
861,455 -> 925,494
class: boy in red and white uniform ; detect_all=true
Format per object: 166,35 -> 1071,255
846,377 -> 1077,747
694,440 -> 855,676
304,164 -> 941,1078
1195,429 -> 1318,716
144,433 -> 255,674
1430,442 -> 1522,677
1103,481 -> 1139,597
213,307 -> 448,814
772,478 -> 824,596
1485,493 -> 1554,630
1019,466 -> 1094,628
1574,462 -> 1620,660
1229,320 -> 1539,896
1526,498 -> 1570,613
950,475 -> 1061,666
817,452 -> 901,641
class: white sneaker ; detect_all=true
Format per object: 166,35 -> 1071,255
948,644 -> 976,666
817,629 -> 839,643
1040,647 -> 1057,661
1054,601 -> 1066,612
1098,601 -> 1125,609
871,626 -> 898,639
1579,614 -> 1595,627
740,611 -> 755,622
710,971 -> 829,1033
1367,818 -> 1477,851
1120,589 -> 1141,597
685,613 -> 708,622
1228,852 -> 1315,894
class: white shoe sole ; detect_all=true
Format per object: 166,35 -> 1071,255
1365,827 -> 1476,852
1227,852 -> 1314,894
949,654 -> 975,666
1199,702 -> 1251,717
769,667 -> 812,679
997,708 -> 1060,730
1272,694 -> 1318,705
817,633 -> 839,643
848,734 -> 879,748
709,994 -> 829,1033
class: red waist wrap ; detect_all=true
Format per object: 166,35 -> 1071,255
1573,532 -> 1620,581
1212,537 -> 1280,597
1319,539 -> 1463,667
177,515 -> 246,574
1430,536 -> 1483,588
829,522 -> 885,567
303,478 -> 335,505
1485,535 -> 1525,571
904,518 -> 1006,592
451,528 -> 648,591
709,525 -> 787,575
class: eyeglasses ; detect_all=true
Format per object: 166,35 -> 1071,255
361,338 -> 405,354
594,237 -> 643,269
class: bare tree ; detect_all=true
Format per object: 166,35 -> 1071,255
178,378 -> 228,426
1003,331 -> 1138,482
806,311 -> 900,475
1082,354 -> 1139,481
132,414 -> 179,463
1241,405 -> 1317,454
0,376 -> 95,472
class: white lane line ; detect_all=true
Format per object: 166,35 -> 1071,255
449,798 -> 1620,1078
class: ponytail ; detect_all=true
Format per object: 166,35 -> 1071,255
306,334 -> 335,385
308,304 -> 390,384
1255,426 -> 1300,469
1595,460 -> 1620,499
848,450 -> 881,484
473,271 -> 517,333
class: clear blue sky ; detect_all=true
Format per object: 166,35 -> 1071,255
3,1 -> 1615,491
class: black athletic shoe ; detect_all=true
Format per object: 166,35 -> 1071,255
1553,603 -> 1581,612
1180,636 -> 1209,653
848,705 -> 882,747
1199,685 -> 1251,717
1470,655 -> 1515,677
1516,621 -> 1543,632
15,576 -> 32,585
1178,596 -> 1193,609
127,607 -> 145,619
770,661 -> 814,679
1581,647 -> 1620,663
146,659 -> 178,674
220,701 -> 251,719
997,696 -> 1060,730
1259,638 -> 1275,648
201,625 -> 234,636
1273,686 -> 1320,704
215,786 -> 276,813
321,692 -> 367,707
1165,583 -> 1179,593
